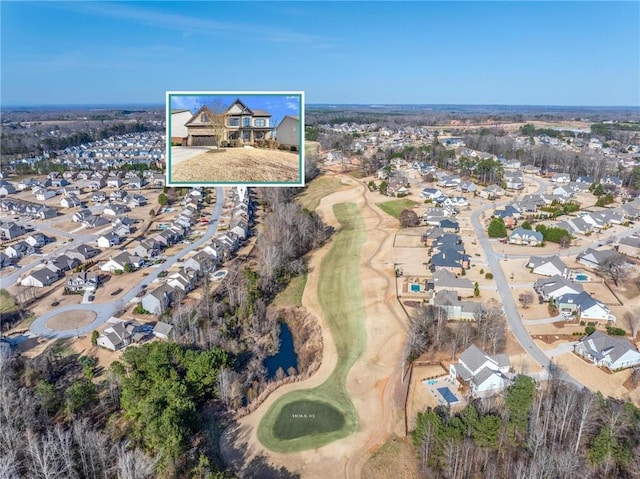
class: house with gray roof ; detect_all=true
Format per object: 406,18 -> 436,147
427,269 -> 474,298
574,331 -> 640,370
20,268 -> 60,288
618,236 -> 640,257
67,244 -> 100,263
432,290 -> 482,320
555,291 -> 615,323
0,222 -> 25,240
577,248 -> 618,269
141,284 -> 175,315
534,275 -> 583,301
509,227 -> 543,246
527,255 -> 568,277
450,344 -> 511,397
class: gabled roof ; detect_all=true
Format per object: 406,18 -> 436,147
460,344 -> 493,373
577,247 -> 617,265
579,331 -> 639,363
527,255 -> 567,273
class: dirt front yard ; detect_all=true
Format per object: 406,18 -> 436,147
170,147 -> 301,184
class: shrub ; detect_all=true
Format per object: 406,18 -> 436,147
91,330 -> 99,346
290,145 -> 298,152
485,273 -> 494,280
231,139 -> 242,148
221,140 -> 229,147
133,304 -> 150,315
606,326 -> 627,336
479,268 -> 485,274
580,320 -> 585,326
460,268 -> 466,276
585,326 -> 596,335
587,321 -> 596,327
278,144 -> 289,150
256,139 -> 265,148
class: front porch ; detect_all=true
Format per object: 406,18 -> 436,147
227,128 -> 274,144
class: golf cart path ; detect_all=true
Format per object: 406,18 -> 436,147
220,175 -> 407,478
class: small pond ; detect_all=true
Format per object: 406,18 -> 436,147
264,322 -> 298,380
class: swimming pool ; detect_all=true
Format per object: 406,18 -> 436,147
437,387 -> 460,405
574,274 -> 589,282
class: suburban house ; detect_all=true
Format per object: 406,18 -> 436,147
106,176 -> 123,189
171,109 -> 193,145
509,227 -> 543,246
166,268 -> 197,293
555,291 -> 615,323
421,187 -> 444,201
430,249 -> 470,275
574,331 -> 640,370
184,250 -> 216,273
141,284 -> 175,315
450,344 -> 511,397
50,254 -> 80,272
433,290 -> 482,321
153,321 -> 174,341
276,115 -> 300,148
133,239 -> 161,258
97,232 -> 122,248
66,272 -> 99,292
479,185 -> 505,199
0,222 -> 25,240
20,268 -> 59,288
577,248 -> 618,269
618,236 -> 640,257
185,99 -> 273,146
534,275 -> 584,301
527,255 -> 568,277
96,319 -> 146,351
551,172 -> 571,184
100,252 -> 144,273
426,269 -> 475,298
67,244 -> 100,263
25,233 -> 48,248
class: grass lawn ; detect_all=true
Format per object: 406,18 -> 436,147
376,199 -> 419,219
297,176 -> 349,212
273,273 -> 307,308
257,202 -> 367,452
0,289 -> 18,315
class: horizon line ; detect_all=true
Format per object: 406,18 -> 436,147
1,102 -> 639,109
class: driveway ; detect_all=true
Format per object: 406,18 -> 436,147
29,187 -> 224,339
170,146 -> 215,167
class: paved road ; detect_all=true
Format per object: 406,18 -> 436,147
29,187 -> 224,339
471,176 -> 585,388
170,146 -> 215,166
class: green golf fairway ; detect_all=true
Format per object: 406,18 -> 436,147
257,202 -> 367,452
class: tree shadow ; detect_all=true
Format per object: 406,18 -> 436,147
220,421 -> 300,479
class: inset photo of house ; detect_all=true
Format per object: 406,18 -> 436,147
167,91 -> 304,186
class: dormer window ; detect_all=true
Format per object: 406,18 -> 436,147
201,114 -> 210,122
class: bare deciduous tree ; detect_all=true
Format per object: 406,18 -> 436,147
623,309 -> 640,339
519,291 -> 534,309
598,253 -> 630,287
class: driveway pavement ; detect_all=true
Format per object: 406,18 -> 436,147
29,187 -> 224,339
170,146 -> 214,167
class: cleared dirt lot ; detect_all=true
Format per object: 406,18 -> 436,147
46,310 -> 96,330
170,147 -> 300,183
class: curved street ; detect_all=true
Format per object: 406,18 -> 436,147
29,187 -> 224,339
471,176 -> 585,388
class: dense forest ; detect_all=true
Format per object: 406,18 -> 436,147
1,186 -> 328,478
413,374 -> 640,479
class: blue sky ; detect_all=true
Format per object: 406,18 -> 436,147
1,1 -> 639,106
170,94 -> 301,125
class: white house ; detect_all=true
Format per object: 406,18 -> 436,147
527,255 -> 568,277
171,109 -> 193,145
574,331 -> 640,370
275,115 -> 300,148
450,344 -> 511,397
97,232 -> 122,248
20,268 -> 59,288
421,188 -> 444,201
